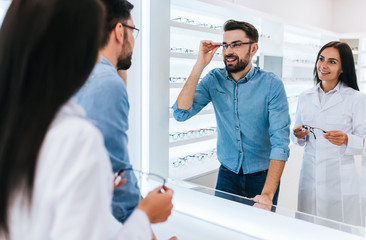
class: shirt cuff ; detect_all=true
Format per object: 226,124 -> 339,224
344,134 -> 364,155
172,102 -> 192,121
269,147 -> 289,161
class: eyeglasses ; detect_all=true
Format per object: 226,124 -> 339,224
173,148 -> 217,168
171,17 -> 222,30
170,47 -> 198,55
302,124 -> 327,140
122,23 -> 140,39
221,41 -> 254,50
169,127 -> 217,141
116,168 -> 166,187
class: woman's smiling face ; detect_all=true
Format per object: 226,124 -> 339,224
317,47 -> 343,84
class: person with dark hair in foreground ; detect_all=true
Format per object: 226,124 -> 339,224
292,41 -> 366,226
0,0 -> 173,239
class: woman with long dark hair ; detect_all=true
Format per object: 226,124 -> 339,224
292,41 -> 366,226
0,0 -> 172,239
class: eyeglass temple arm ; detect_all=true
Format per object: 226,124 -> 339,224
117,167 -> 133,176
313,127 -> 327,133
117,168 -> 166,187
148,173 -> 166,186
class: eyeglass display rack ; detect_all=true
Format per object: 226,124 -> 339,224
169,0 -> 227,180
169,0 -> 366,181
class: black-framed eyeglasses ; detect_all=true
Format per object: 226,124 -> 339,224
221,41 -> 254,50
122,23 -> 140,39
302,124 -> 327,139
116,168 -> 166,187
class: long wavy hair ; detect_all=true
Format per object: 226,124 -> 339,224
0,0 -> 105,236
314,41 -> 359,91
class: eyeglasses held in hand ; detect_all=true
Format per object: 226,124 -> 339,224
221,41 -> 254,50
116,168 -> 166,187
302,124 -> 327,140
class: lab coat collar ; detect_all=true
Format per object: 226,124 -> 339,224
58,101 -> 86,118
305,82 -> 346,112
316,81 -> 341,94
49,101 -> 86,130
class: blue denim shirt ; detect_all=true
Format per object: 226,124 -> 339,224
173,66 -> 290,174
73,56 -> 141,223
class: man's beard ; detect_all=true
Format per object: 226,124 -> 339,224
117,53 -> 132,70
224,49 -> 251,73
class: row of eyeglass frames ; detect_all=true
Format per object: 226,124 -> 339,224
172,148 -> 217,168
169,127 -> 217,142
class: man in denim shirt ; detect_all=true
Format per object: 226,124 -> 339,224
74,0 -> 140,222
173,20 -> 290,208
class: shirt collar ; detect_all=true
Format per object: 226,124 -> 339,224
99,55 -> 115,68
316,81 -> 340,95
225,65 -> 256,82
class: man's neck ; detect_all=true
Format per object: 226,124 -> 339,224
229,63 -> 252,82
100,48 -> 117,70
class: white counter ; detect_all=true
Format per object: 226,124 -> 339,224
152,180 -> 365,240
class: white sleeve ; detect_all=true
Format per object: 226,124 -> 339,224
46,120 -> 152,240
290,97 -> 306,146
46,125 -> 114,240
109,209 -> 152,240
344,93 -> 366,155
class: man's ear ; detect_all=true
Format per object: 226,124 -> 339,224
113,22 -> 124,44
250,43 -> 258,57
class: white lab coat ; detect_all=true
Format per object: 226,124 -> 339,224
291,82 -> 366,226
4,101 -> 151,240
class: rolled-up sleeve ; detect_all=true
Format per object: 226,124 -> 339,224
172,77 -> 212,121
268,79 -> 290,161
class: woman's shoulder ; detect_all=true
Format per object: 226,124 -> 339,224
46,101 -> 105,150
298,85 -> 317,98
339,83 -> 366,99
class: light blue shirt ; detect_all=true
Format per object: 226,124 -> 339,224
173,66 -> 290,174
73,56 -> 141,223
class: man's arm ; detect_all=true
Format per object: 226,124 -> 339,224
176,40 -> 220,110
252,159 -> 285,207
252,78 -> 290,208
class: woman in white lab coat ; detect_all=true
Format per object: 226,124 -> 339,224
0,1 -> 173,239
292,41 -> 366,226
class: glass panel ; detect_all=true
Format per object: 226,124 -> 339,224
168,179 -> 365,237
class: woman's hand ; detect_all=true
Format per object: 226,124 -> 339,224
137,186 -> 174,223
323,130 -> 348,146
293,125 -> 309,139
113,172 -> 127,189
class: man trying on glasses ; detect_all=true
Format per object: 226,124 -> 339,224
173,20 -> 290,209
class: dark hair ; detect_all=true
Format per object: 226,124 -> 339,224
223,19 -> 259,43
314,41 -> 359,91
100,0 -> 134,48
0,0 -> 104,236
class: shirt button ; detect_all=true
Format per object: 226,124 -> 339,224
236,126 -> 239,129
240,152 -> 243,154
237,140 -> 240,142
234,99 -> 237,103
